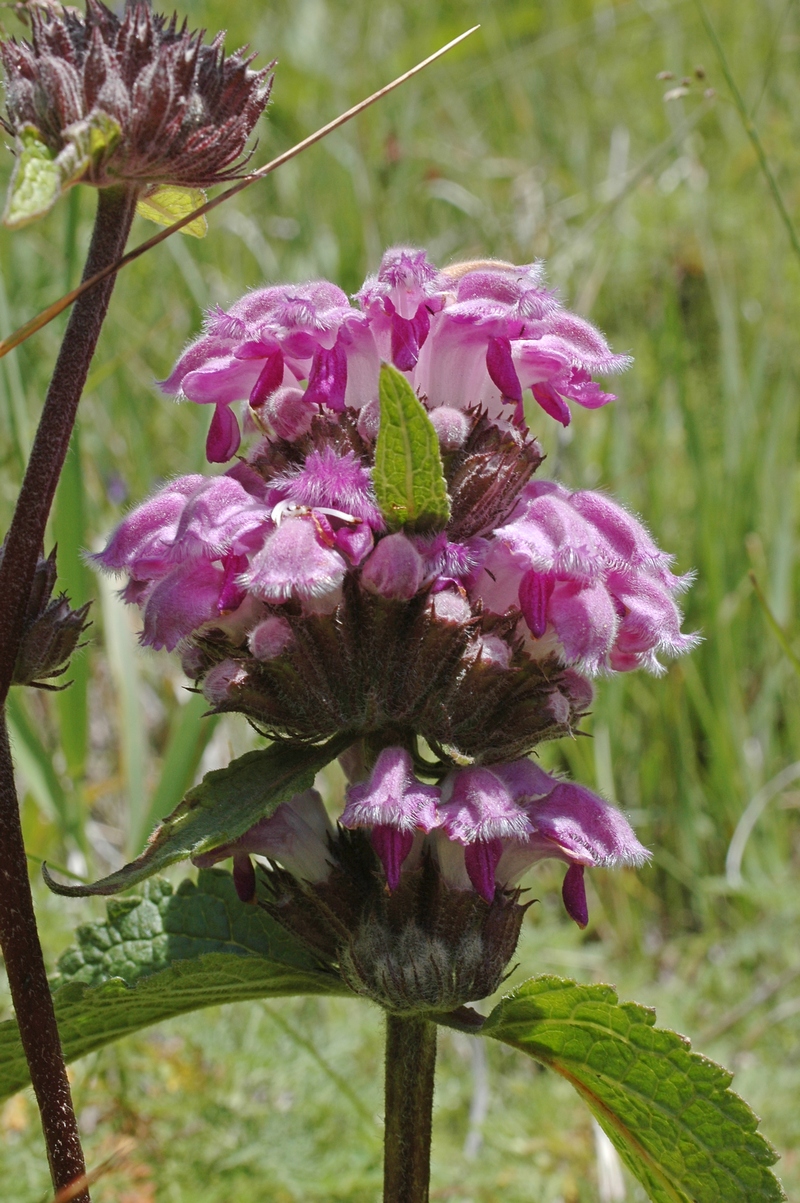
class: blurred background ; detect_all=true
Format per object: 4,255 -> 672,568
1,0 -> 800,1198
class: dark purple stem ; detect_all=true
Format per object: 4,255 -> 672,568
383,1013 -> 437,1203
0,714 -> 89,1199
0,183 -> 137,1201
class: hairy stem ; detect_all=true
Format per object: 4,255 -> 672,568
0,183 -> 136,1201
383,1014 -> 437,1203
0,715 -> 88,1199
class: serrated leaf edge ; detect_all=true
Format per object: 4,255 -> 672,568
484,976 -> 786,1203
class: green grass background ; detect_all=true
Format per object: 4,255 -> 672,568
2,0 -> 800,1198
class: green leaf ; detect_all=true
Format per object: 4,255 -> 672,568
43,734 -> 351,897
2,125 -> 61,228
373,362 -> 450,531
2,112 -> 122,229
137,185 -> 209,238
0,870 -> 347,1103
483,976 -> 786,1203
56,110 -> 121,186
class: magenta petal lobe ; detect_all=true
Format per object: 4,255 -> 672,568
371,825 -> 415,891
464,838 -> 504,903
562,863 -> 589,928
206,403 -> 241,463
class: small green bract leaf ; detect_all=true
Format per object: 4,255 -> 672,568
0,870 -> 348,1102
58,110 -> 122,185
483,975 -> 786,1203
3,125 -> 61,228
374,362 -> 450,531
3,112 -> 123,228
43,735 -> 350,897
137,185 -> 208,238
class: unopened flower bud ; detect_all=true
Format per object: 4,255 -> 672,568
361,533 -> 424,600
429,406 -> 470,451
248,615 -> 294,661
201,658 -> 248,705
254,386 -> 315,442
356,397 -> 381,442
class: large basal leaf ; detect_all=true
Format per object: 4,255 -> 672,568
0,870 -> 348,1103
373,362 -> 451,531
44,735 -> 350,897
484,976 -> 785,1203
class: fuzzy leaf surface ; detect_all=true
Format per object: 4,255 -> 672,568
374,362 -> 451,531
137,185 -> 208,238
484,976 -> 785,1203
0,871 -> 347,1102
44,736 -> 349,896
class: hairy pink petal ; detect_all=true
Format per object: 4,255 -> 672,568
93,476 -> 205,577
183,355 -> 262,405
141,559 -> 224,650
342,746 -> 441,834
170,476 -> 269,560
241,515 -> 347,603
525,782 -> 649,867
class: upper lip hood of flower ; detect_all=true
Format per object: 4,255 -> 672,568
0,0 -> 273,188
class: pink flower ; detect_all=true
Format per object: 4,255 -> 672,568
192,789 -> 335,901
356,247 -> 445,371
360,533 -> 424,601
471,481 -> 698,674
341,747 -> 441,889
268,447 -> 384,530
436,760 -> 648,923
162,281 -> 378,461
160,249 -> 630,465
91,475 -> 205,579
239,514 -> 347,609
405,257 -> 629,425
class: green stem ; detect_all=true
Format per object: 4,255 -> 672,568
383,1014 -> 437,1203
696,0 -> 800,266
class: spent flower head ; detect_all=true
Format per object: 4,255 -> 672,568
1,0 -> 273,225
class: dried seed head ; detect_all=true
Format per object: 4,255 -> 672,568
1,0 -> 273,196
2,545 -> 91,689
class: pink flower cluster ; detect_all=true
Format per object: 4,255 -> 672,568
93,444 -> 695,680
92,247 -> 697,922
194,747 -> 648,926
472,480 -> 699,675
162,248 -> 630,461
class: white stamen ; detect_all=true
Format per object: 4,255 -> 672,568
271,499 -> 359,526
